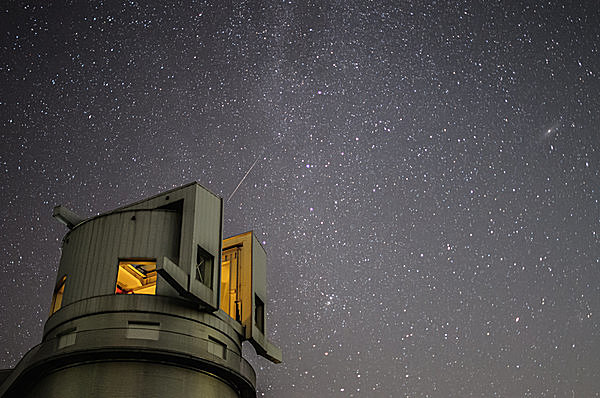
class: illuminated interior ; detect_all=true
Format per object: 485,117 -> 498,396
220,247 -> 241,320
50,276 -> 66,315
115,260 -> 156,295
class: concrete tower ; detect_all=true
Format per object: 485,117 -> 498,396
0,182 -> 281,398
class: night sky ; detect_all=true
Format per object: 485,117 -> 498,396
1,1 -> 599,396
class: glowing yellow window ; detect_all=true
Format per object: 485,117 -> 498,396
115,260 -> 156,295
50,276 -> 66,315
221,248 -> 241,321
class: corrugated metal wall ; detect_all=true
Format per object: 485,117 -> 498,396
57,210 -> 181,306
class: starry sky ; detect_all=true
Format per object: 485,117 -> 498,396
1,1 -> 599,397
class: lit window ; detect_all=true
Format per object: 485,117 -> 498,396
220,247 -> 241,321
50,276 -> 66,315
115,260 -> 156,295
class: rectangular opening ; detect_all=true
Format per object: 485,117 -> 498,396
158,199 -> 183,263
196,245 -> 214,289
50,276 -> 66,315
255,294 -> 265,333
208,336 -> 227,359
57,329 -> 77,349
220,247 -> 241,321
116,260 -> 156,295
157,199 -> 183,212
126,321 -> 160,340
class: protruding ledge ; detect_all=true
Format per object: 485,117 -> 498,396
52,206 -> 84,229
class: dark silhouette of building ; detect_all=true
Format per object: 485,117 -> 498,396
0,182 -> 281,398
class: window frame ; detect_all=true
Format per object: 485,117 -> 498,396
50,275 -> 67,315
115,259 -> 157,295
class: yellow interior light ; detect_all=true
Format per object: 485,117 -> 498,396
220,246 -> 243,321
115,260 -> 156,295
50,276 -> 66,315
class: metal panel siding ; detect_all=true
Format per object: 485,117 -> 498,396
122,186 -> 192,269
84,218 -> 97,299
25,362 -> 240,398
252,235 -> 267,338
64,228 -> 81,304
75,220 -> 93,303
167,213 -> 181,258
86,216 -> 101,298
56,211 -> 183,306
99,215 -> 115,295
166,214 -> 179,256
91,184 -> 224,310
80,220 -> 98,300
154,211 -> 178,258
94,214 -> 111,296
62,226 -> 78,305
179,189 -> 196,278
129,212 -> 141,255
135,210 -> 151,255
148,211 -> 161,255
106,213 -> 123,293
119,211 -> 134,258
189,186 -> 223,309
194,188 -> 218,254
103,214 -> 121,295
130,212 -> 142,256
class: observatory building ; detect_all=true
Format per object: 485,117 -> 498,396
0,182 -> 281,398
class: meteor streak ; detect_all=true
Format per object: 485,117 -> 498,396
227,153 -> 263,202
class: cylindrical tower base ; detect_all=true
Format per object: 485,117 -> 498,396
25,361 -> 239,398
1,295 -> 256,398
